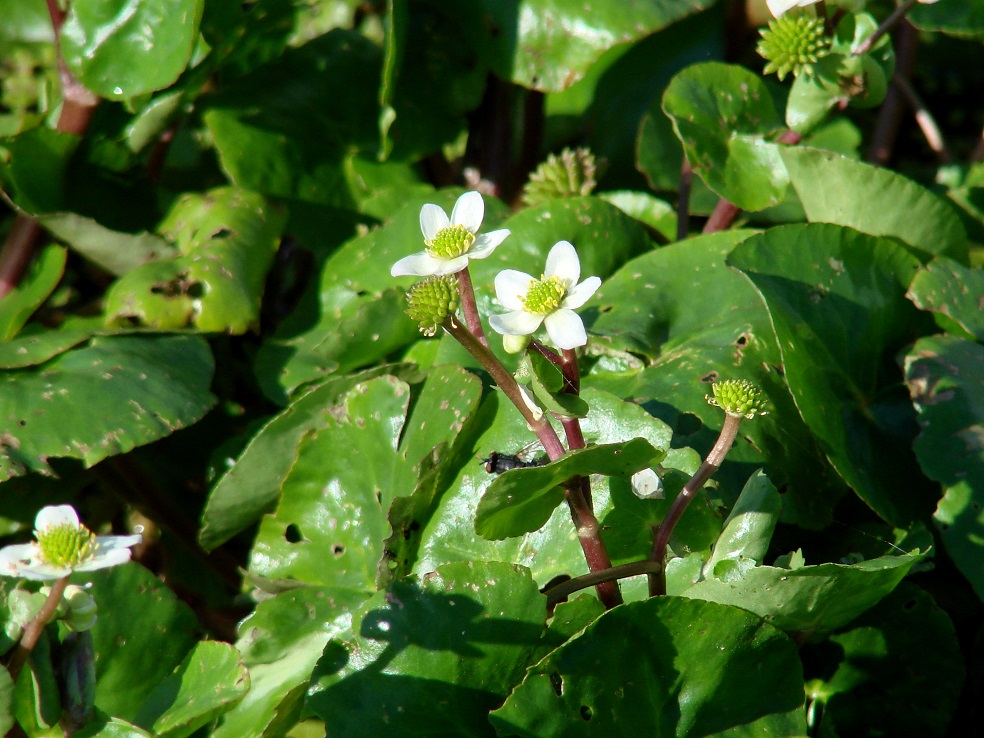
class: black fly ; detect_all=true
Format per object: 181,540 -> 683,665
481,443 -> 545,474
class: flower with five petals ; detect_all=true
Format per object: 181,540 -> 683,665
391,191 -> 510,277
0,505 -> 142,581
489,241 -> 600,351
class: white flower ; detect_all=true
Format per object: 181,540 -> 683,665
391,191 -> 510,277
766,0 -> 819,16
488,241 -> 601,351
0,505 -> 142,581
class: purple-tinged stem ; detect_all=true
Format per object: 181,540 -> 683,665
456,268 -> 488,346
5,576 -> 69,681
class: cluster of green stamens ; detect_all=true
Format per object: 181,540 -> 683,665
522,276 -> 567,315
37,523 -> 96,568
707,379 -> 768,419
405,275 -> 460,336
522,147 -> 600,207
426,225 -> 476,260
757,15 -> 830,81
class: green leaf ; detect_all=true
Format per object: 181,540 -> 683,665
904,334 -> 984,601
80,564 -> 200,722
248,376 -> 416,590
781,147 -> 968,262
133,642 -> 248,738
199,367 -> 406,550
728,224 -> 932,527
910,0 -> 984,34
104,187 -> 285,333
73,716 -> 153,738
702,469 -> 780,580
807,583 -> 963,738
490,597 -> 805,737
475,438 -> 662,540
598,191 -> 678,242
662,62 -> 787,211
588,230 -> 845,529
0,244 -> 66,341
307,562 -> 550,737
61,0 -> 203,100
907,257 -> 984,341
466,0 -> 717,92
212,587 -> 370,738
0,664 -> 13,736
0,127 -> 78,214
38,212 -> 172,278
203,30 -> 382,204
0,334 -> 215,482
683,550 -> 926,634
521,352 -> 590,419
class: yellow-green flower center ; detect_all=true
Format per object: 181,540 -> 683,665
426,225 -> 476,260
522,275 -> 567,315
37,524 -> 96,568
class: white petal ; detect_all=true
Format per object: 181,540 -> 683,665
430,255 -> 470,276
419,204 -> 450,242
562,276 -> 601,309
18,563 -> 71,581
75,547 -> 133,572
0,543 -> 38,575
469,229 -> 510,259
36,505 -> 80,532
544,241 -> 581,286
94,534 -> 142,551
391,252 -> 444,277
517,386 -> 544,421
494,270 -> 535,310
451,191 -> 484,233
489,310 -> 544,336
544,309 -> 587,350
631,468 -> 664,499
766,0 -> 817,16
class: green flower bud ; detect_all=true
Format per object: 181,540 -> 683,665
502,333 -> 531,354
522,147 -> 600,207
707,379 -> 768,419
405,275 -> 460,336
757,15 -> 830,81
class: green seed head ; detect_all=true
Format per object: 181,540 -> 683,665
522,147 -> 600,207
757,15 -> 830,81
522,275 -> 567,315
405,275 -> 460,336
707,379 -> 768,419
36,523 -> 96,569
426,224 -> 476,260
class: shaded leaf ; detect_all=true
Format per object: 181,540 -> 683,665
0,244 -> 66,341
907,257 -> 984,341
307,562 -> 549,737
728,224 -> 932,526
491,597 -> 805,737
904,334 -> 984,601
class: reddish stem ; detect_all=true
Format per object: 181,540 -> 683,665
5,576 -> 70,681
456,268 -> 488,346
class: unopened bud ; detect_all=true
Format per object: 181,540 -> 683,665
707,379 -> 768,419
405,275 -> 460,336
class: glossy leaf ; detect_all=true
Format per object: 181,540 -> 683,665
0,127 -> 78,214
248,376 -> 415,590
0,334 -> 215,481
728,224 -> 932,526
905,334 -> 984,601
781,147 -> 968,262
466,0 -> 717,92
307,562 -> 550,737
808,583 -> 963,737
907,257 -> 984,341
74,717 -> 153,738
910,0 -> 984,34
701,469 -> 780,580
587,230 -> 845,529
662,63 -> 787,211
104,187 -> 285,333
39,212 -> 172,277
0,244 -> 66,341
61,0 -> 203,100
133,642 -> 248,738
491,597 -> 805,736
684,549 -> 926,635
475,438 -> 662,540
213,587 -> 369,738
80,564 -> 200,722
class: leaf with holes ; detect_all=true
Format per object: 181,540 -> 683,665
907,257 -> 984,341
104,187 -> 285,334
0,334 -> 215,482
